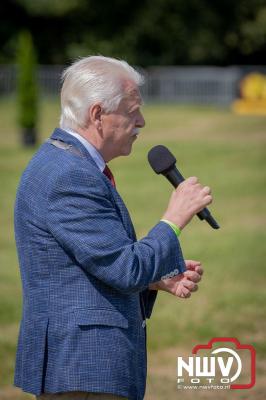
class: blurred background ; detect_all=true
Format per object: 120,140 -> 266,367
0,0 -> 265,399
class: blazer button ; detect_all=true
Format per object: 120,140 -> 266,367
142,320 -> 146,328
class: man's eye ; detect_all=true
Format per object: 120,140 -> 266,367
130,108 -> 139,114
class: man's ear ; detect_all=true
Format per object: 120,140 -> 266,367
89,104 -> 102,130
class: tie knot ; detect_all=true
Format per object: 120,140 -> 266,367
103,165 -> 116,188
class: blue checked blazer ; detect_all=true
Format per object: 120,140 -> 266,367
14,128 -> 186,400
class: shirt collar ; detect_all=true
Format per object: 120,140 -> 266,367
64,128 -> 106,172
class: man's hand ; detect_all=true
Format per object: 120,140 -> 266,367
149,260 -> 203,299
162,177 -> 212,229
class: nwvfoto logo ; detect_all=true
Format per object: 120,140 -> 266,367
177,338 -> 256,390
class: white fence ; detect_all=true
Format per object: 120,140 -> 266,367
0,65 -> 63,96
141,66 -> 241,104
0,65 -> 265,105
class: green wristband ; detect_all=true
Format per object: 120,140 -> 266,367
161,219 -> 182,237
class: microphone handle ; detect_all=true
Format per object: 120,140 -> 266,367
164,168 -> 220,229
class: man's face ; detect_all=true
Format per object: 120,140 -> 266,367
100,81 -> 145,160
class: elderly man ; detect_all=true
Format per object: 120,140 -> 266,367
14,56 -> 212,400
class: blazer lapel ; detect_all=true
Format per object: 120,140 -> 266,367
108,186 -> 137,241
50,128 -> 95,163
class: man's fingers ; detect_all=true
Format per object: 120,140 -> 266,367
204,194 -> 213,206
202,186 -> 211,195
182,278 -> 198,291
176,260 -> 204,298
184,270 -> 202,283
185,260 -> 202,270
186,176 -> 198,185
195,265 -> 204,275
190,284 -> 198,292
179,285 -> 191,298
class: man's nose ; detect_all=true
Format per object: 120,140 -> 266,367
136,112 -> 145,128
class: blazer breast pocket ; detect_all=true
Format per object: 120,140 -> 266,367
73,308 -> 129,329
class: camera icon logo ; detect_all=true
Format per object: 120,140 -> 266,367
177,337 -> 256,390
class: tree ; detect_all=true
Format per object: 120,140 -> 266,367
1,0 -> 266,66
17,30 -> 38,146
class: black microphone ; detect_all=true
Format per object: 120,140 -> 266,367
147,145 -> 220,229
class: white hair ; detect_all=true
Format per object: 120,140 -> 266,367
59,56 -> 144,130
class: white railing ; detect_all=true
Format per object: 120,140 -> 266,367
0,64 -> 265,104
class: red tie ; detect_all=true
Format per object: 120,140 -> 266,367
103,165 -> 116,188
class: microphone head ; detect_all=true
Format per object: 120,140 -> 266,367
148,145 -> 176,174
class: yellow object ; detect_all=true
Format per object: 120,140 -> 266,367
232,99 -> 266,115
232,73 -> 266,115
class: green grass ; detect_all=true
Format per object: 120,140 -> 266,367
0,97 -> 265,398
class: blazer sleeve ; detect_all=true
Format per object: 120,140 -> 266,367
46,167 -> 186,294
